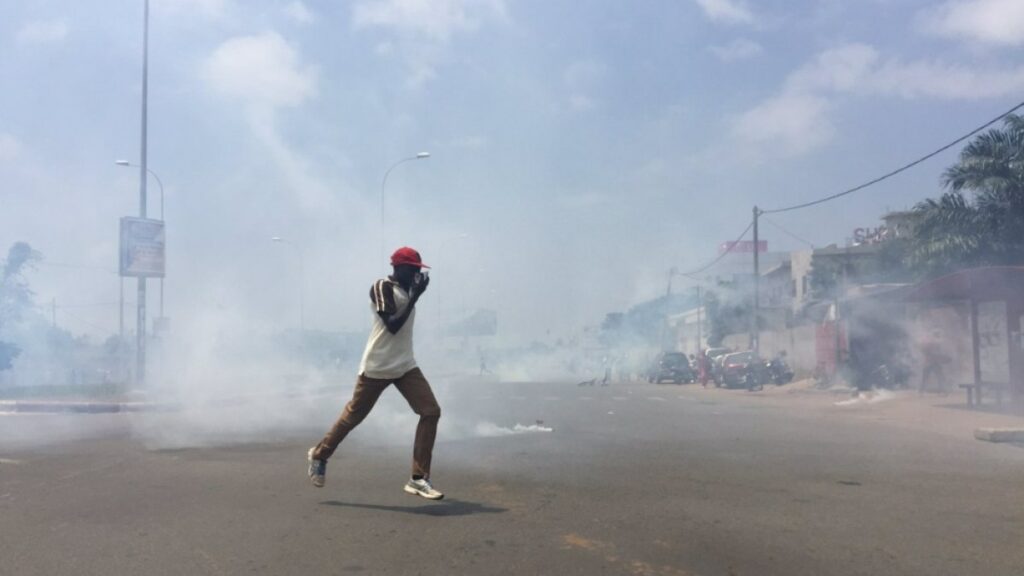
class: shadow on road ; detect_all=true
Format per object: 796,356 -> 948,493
321,498 -> 507,517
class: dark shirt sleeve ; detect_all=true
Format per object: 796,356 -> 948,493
369,280 -> 398,315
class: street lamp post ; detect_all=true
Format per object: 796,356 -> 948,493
133,0 -> 151,384
379,152 -> 430,259
271,237 -> 306,332
116,160 -> 165,323
436,232 -> 469,344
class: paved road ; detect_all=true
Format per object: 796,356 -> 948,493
2,379 -> 1023,575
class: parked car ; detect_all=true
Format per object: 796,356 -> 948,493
718,351 -> 758,388
704,347 -> 732,385
647,352 -> 695,384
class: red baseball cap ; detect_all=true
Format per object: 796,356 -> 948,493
390,246 -> 430,269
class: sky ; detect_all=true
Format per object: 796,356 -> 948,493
2,0 -> 1024,344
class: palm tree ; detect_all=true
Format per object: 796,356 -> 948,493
906,114 -> 1024,276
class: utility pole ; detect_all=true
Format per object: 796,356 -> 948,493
695,284 -> 703,357
751,206 -> 761,358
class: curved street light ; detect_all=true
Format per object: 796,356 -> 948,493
116,159 -> 167,340
437,232 -> 469,343
116,160 -> 164,221
380,152 -> 430,259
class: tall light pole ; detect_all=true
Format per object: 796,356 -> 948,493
380,152 -> 430,259
116,160 -> 165,322
271,236 -> 306,332
133,0 -> 151,384
437,232 -> 469,343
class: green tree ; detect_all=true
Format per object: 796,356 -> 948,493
0,242 -> 42,371
906,114 -> 1024,276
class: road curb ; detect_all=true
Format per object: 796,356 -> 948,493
974,428 -> 1024,443
0,401 -> 172,414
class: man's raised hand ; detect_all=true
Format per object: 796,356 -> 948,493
411,273 -> 430,299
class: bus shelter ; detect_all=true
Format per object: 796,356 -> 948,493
902,267 -> 1024,406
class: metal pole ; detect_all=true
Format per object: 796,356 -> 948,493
136,0 -> 150,385
119,277 -> 124,343
380,159 -> 410,260
696,285 -> 702,357
379,153 -> 429,260
752,206 -> 760,357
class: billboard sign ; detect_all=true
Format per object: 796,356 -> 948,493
120,217 -> 165,278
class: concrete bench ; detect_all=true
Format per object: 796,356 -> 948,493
959,381 -> 1009,408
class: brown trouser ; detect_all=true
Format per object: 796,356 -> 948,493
312,367 -> 441,478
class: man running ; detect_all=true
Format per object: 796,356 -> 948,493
307,246 -> 443,500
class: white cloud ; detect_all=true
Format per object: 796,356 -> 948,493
785,43 -> 879,93
284,1 -> 314,25
734,42 -> 1024,156
353,0 -> 506,43
788,43 -> 1024,100
200,33 -> 336,215
920,0 -> 1024,46
201,32 -> 318,110
709,38 -> 763,62
734,92 -> 833,156
868,60 -> 1024,100
352,0 -> 506,85
15,20 -> 68,46
694,0 -> 753,25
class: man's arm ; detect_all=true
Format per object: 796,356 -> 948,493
378,275 -> 429,335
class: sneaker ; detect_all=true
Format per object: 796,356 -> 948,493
307,447 -> 326,488
404,477 -> 444,500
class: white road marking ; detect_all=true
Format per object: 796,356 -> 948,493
612,396 -> 627,401
646,396 -> 666,402
580,396 -> 593,401
511,396 -> 527,400
543,396 -> 560,401
0,459 -> 23,465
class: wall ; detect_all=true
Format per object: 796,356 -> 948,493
721,324 -> 817,374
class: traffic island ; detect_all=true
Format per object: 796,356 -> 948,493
0,401 -> 174,414
974,428 -> 1024,443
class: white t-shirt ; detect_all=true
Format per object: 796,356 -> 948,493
359,277 -> 417,379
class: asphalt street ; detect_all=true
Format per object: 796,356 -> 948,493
2,378 -> 1024,575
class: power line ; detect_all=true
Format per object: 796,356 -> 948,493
59,308 -> 116,335
761,215 -> 814,248
762,98 -> 1024,215
678,219 -> 754,277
